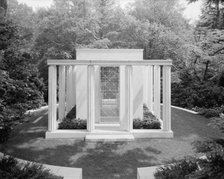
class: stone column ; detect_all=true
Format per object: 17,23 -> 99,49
153,65 -> 161,119
163,66 -> 171,131
87,65 -> 95,132
59,66 -> 66,122
127,65 -> 133,132
48,65 -> 57,132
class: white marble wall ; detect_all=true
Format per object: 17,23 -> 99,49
76,49 -> 144,127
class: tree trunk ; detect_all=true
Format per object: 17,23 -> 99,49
203,60 -> 210,81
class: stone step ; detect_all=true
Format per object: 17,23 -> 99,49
94,126 -> 122,131
85,134 -> 134,141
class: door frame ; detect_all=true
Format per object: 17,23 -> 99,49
99,66 -> 120,124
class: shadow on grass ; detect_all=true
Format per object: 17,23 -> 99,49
1,140 -> 160,179
0,109 -> 161,179
73,142 -> 160,179
2,107 -> 224,179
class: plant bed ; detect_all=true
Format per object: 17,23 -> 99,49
154,139 -> 224,179
58,106 -> 87,129
133,104 -> 161,129
0,156 -> 62,179
193,105 -> 224,118
154,157 -> 198,179
59,105 -> 160,130
58,118 -> 87,129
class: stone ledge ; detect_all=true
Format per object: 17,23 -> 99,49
171,105 -> 199,114
45,130 -> 88,139
137,166 -> 161,179
0,152 -> 82,179
45,130 -> 173,139
85,134 -> 135,141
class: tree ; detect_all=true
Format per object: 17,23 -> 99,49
185,0 -> 224,82
0,0 -> 44,143
0,0 -> 7,19
188,0 -> 224,29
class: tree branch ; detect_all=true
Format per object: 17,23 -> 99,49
211,46 -> 224,55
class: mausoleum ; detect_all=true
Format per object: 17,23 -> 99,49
46,49 -> 173,140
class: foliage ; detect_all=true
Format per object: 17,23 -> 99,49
171,72 -> 224,109
0,19 -> 45,143
155,107 -> 224,179
189,0 -> 224,30
0,156 -> 62,179
154,157 -> 198,179
195,106 -> 224,118
58,118 -> 87,130
155,139 -> 224,179
192,139 -> 224,179
209,113 -> 224,133
133,118 -> 161,129
0,20 -> 17,50
133,104 -> 161,129
58,105 -> 86,129
29,0 -> 196,89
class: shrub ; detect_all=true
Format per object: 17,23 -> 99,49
192,140 -> 224,179
133,104 -> 161,129
0,156 -> 62,179
58,118 -> 87,129
154,157 -> 198,179
133,118 -> 161,129
209,113 -> 224,133
58,106 -> 86,130
0,20 -> 45,143
171,82 -> 224,109
0,126 -> 11,144
133,118 -> 143,129
198,106 -> 224,118
155,139 -> 224,179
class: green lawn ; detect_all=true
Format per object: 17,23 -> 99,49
0,107 -> 223,179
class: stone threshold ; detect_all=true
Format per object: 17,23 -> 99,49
46,130 -> 173,140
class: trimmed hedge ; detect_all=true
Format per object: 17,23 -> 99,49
133,104 -> 161,129
58,105 -> 87,129
58,118 -> 87,129
59,104 -> 160,129
133,118 -> 161,129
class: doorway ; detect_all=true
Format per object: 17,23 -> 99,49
100,67 -> 120,123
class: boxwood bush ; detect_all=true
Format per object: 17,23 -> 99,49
133,118 -> 161,129
58,118 -> 87,129
195,105 -> 224,118
59,104 -> 160,129
0,156 -> 62,179
133,104 -> 161,129
58,105 -> 87,129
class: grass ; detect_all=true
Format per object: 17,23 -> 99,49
0,107 -> 224,179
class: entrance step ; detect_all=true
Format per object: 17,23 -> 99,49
94,125 -> 122,131
85,134 -> 134,141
